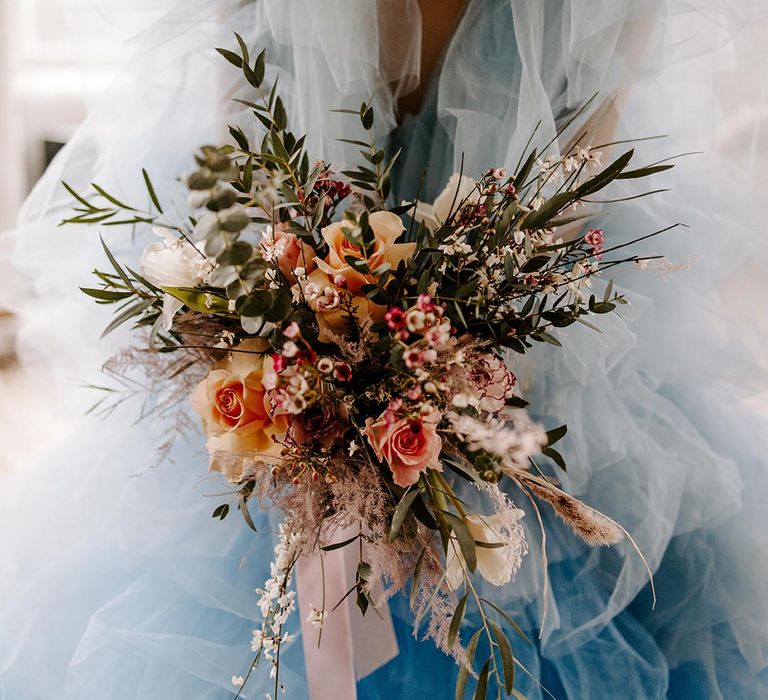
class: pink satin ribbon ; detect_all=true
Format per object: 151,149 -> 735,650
296,528 -> 399,700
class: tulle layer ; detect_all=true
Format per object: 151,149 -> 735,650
2,0 -> 768,698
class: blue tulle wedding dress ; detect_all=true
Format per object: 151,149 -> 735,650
2,1 -> 768,699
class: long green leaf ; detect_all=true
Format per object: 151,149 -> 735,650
473,659 -> 491,700
162,287 -> 232,315
80,287 -> 133,302
490,620 -> 515,694
100,298 -> 155,338
99,236 -> 134,290
521,191 -> 575,230
479,598 -> 531,644
234,32 -> 249,66
455,629 -> 483,700
574,148 -> 634,198
410,545 -> 428,609
615,163 -> 674,180
515,147 -> 537,188
216,47 -> 243,68
445,512 -> 477,573
91,183 -> 136,211
142,169 -> 163,213
448,593 -> 469,649
321,534 -> 360,552
62,181 -> 96,210
238,493 -> 258,532
62,212 -> 117,225
389,487 -> 421,542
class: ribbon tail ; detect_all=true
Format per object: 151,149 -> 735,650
296,527 -> 399,700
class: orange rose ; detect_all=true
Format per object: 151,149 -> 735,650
190,340 -> 288,464
315,211 -> 415,293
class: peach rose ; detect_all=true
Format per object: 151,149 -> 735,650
300,268 -> 387,343
315,211 -> 415,293
190,339 -> 288,462
273,225 -> 316,284
364,410 -> 443,487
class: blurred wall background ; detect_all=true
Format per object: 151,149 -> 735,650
0,0 -> 123,472
0,0 -> 124,231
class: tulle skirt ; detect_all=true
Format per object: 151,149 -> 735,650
2,1 -> 768,698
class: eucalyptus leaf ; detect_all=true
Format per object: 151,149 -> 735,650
237,290 -> 273,317
263,287 -> 293,323
218,241 -> 253,266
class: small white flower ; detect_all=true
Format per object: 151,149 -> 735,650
348,440 -> 359,457
314,286 -> 341,312
232,676 -> 245,688
405,309 -> 426,332
577,146 -> 603,171
306,606 -> 327,629
283,321 -> 301,339
261,225 -> 288,263
304,282 -> 322,302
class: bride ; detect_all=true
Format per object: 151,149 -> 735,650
2,1 -> 767,698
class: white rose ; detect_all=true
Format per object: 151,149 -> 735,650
139,226 -> 213,329
412,173 -> 480,232
445,512 -> 524,591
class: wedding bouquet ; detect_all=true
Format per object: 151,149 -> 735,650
66,36 -> 668,700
